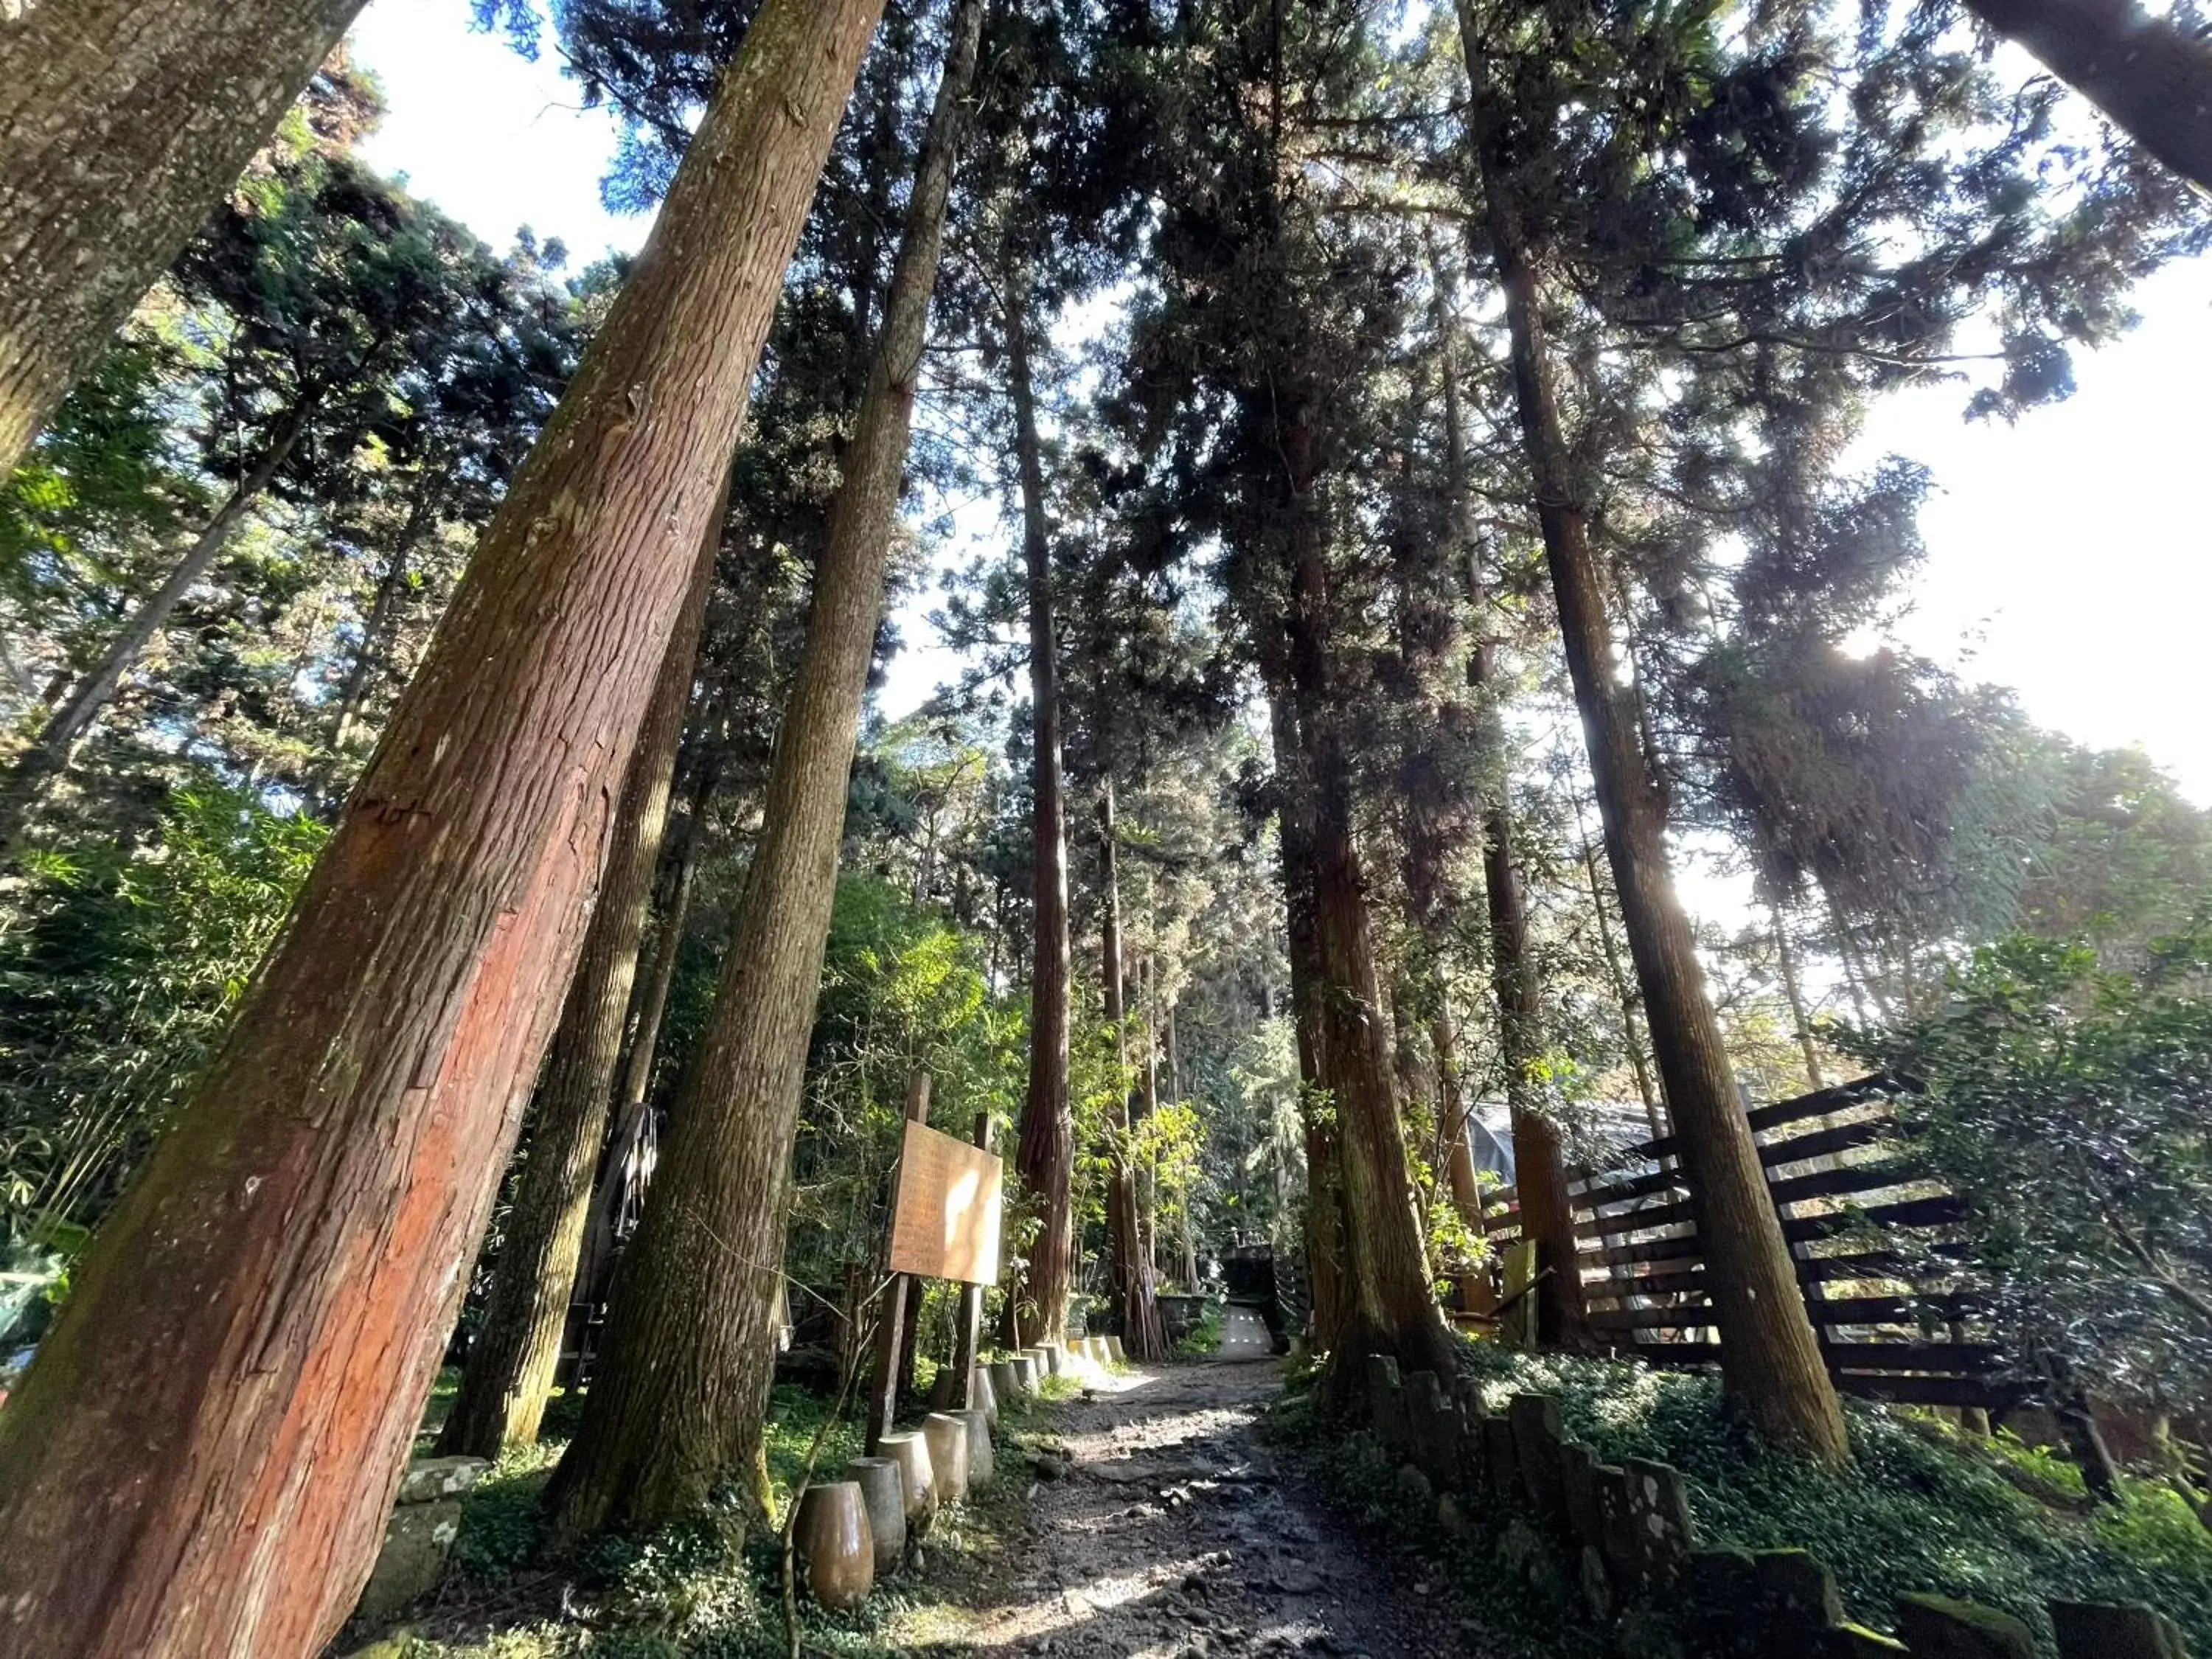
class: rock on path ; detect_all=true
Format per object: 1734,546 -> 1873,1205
950,1359 -> 1498,1658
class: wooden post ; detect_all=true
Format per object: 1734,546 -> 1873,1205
866,1072 -> 932,1454
950,1110 -> 992,1408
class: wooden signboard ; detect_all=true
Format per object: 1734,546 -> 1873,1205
887,1119 -> 1003,1284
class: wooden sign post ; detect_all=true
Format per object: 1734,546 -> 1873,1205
865,1079 -> 1004,1453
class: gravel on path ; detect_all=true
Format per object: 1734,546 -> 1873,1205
942,1357 -> 1502,1659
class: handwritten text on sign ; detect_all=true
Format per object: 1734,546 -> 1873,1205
887,1119 -> 1003,1284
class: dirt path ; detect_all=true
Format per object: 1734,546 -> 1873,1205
936,1354 -> 1495,1658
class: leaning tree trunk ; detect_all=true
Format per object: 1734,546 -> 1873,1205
545,0 -> 983,1545
0,394 -> 315,853
0,0 -> 368,479
436,498 -> 718,1461
1099,776 -> 1167,1361
1461,35 -> 1848,1464
0,7 -> 886,1654
1961,0 -> 2212,194
1010,272 -> 1075,1349
572,757 -> 717,1313
1276,415 -> 1455,1393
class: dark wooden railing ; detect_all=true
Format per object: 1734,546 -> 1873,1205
1473,1075 -> 2017,1409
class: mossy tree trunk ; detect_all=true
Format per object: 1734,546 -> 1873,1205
545,0 -> 984,1543
0,4 -> 886,1651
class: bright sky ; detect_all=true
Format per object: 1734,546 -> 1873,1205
347,0 -> 2212,811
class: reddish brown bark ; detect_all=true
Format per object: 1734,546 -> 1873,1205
1010,272 -> 1075,1349
1461,16 -> 1848,1462
546,0 -> 983,1542
0,6 -> 886,1651
437,500 -> 717,1461
0,0 -> 368,478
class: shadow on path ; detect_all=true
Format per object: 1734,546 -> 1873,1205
936,1360 -> 1503,1658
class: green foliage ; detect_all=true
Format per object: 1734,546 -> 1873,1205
1172,1301 -> 1223,1360
1864,921 -> 2212,1411
786,872 -> 1025,1293
1456,1345 -> 2212,1649
0,776 -> 326,1239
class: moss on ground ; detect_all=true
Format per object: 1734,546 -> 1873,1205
1269,1343 -> 2212,1658
346,1382 -> 1063,1658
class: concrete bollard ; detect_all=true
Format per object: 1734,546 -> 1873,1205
841,1456 -> 907,1576
794,1481 -> 873,1610
990,1357 -> 1023,1403
969,1363 -> 999,1427
922,1411 -> 972,1503
959,1406 -> 995,1487
876,1429 -> 936,1521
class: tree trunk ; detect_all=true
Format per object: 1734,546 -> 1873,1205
0,394 -> 315,852
0,6 -> 884,1652
1772,903 -> 1826,1093
1277,431 -> 1455,1391
324,481 -> 442,776
545,0 -> 981,1543
1100,778 -> 1166,1362
1432,1018 -> 1484,1231
1461,35 -> 1848,1463
0,0 -> 367,479
1480,792 -> 1592,1349
1267,677 -> 1349,1356
571,770 -> 712,1318
1579,822 -> 1666,1140
1961,0 -> 2212,194
1010,271 -> 1075,1350
435,495 -> 717,1461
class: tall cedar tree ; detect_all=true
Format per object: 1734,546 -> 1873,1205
546,0 -> 986,1542
1009,271 -> 1078,1346
437,495 -> 721,1459
0,4 -> 886,1649
0,0 -> 372,479
1422,251 -> 1591,1346
1453,0 -> 1849,1460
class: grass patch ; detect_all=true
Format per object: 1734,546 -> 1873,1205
1453,1345 -> 2212,1652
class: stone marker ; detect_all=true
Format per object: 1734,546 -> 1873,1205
842,1456 -> 907,1576
922,1411 -> 972,1503
794,1481 -> 873,1610
354,1454 -> 488,1623
958,1405 -> 995,1487
1508,1394 -> 1567,1533
1897,1593 -> 2038,1659
877,1429 -> 936,1521
1105,1334 -> 1127,1365
989,1357 -> 1023,1404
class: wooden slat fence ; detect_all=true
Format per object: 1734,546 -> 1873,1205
1475,1074 -> 2017,1409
